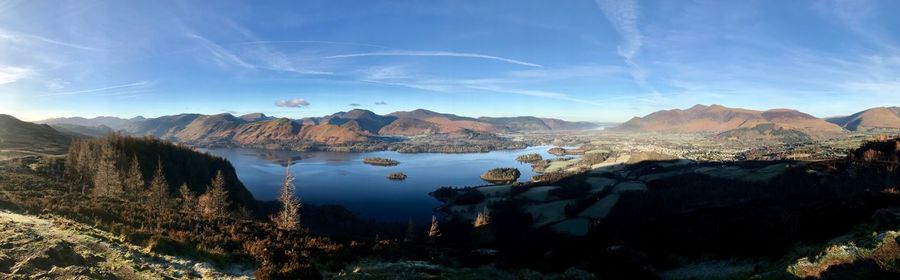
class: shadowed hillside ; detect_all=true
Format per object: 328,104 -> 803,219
66,134 -> 256,209
0,114 -> 72,157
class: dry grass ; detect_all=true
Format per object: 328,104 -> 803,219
788,231 -> 900,278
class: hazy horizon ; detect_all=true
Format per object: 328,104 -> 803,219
2,0 -> 899,122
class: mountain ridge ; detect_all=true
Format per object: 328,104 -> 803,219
615,104 -> 845,136
826,106 -> 900,131
37,109 -> 599,146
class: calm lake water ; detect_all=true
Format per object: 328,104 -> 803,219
203,146 -> 561,223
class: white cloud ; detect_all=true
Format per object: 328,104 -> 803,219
0,66 -> 31,85
595,0 -> 642,62
187,33 -> 256,70
596,0 -> 662,102
467,85 -> 603,106
275,98 -> 310,108
0,28 -> 102,52
38,81 -> 153,97
326,50 -> 542,67
375,101 -> 387,105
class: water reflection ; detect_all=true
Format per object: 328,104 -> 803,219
204,146 -> 559,223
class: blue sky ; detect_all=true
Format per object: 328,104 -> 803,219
1,0 -> 898,122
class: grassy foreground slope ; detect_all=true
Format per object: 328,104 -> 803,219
0,210 -> 252,279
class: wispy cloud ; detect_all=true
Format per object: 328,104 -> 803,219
325,50 -> 542,67
275,98 -> 310,108
375,101 -> 387,105
595,0 -> 661,100
0,66 -> 31,85
813,0 -> 894,49
38,81 -> 153,97
0,28 -> 103,52
232,40 -> 394,50
467,85 -> 603,106
186,33 -> 256,70
349,103 -> 361,107
595,0 -> 642,62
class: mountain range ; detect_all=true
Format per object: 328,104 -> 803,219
826,107 -> 900,131
612,104 -> 900,141
16,105 -> 900,153
37,109 -> 598,146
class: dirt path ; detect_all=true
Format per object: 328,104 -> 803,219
0,210 -> 254,279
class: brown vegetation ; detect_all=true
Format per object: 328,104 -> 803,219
386,172 -> 407,181
7,134 -> 361,278
272,165 -> 302,231
515,153 -> 543,163
362,157 -> 399,166
480,168 -> 521,183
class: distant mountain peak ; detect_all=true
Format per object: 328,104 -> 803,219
616,104 -> 842,135
240,113 -> 273,122
827,106 -> 900,131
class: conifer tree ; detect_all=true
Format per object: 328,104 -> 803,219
199,170 -> 231,219
147,160 -> 171,219
123,155 -> 145,194
178,183 -> 196,215
93,142 -> 123,197
272,164 -> 302,230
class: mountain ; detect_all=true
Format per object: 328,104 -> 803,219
125,113 -> 202,138
0,114 -> 72,155
320,109 -> 397,135
173,113 -> 246,142
826,107 -> 900,131
35,109 -> 597,147
239,113 -> 275,122
616,104 -> 844,135
388,109 -> 499,133
49,123 -> 114,138
232,118 -> 302,144
714,123 -> 813,143
378,118 -> 440,136
38,116 -> 137,130
479,116 -> 598,131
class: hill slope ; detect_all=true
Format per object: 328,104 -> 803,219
826,107 -> 900,131
0,114 -> 71,156
616,104 -> 844,136
38,116 -> 139,130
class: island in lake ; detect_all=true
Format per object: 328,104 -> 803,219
479,167 -> 521,183
386,172 -> 407,181
363,157 -> 400,166
515,153 -> 543,163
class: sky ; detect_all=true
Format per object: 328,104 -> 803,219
0,0 -> 899,122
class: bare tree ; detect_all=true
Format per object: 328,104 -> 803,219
93,142 -> 123,197
474,208 -> 492,228
199,170 -> 231,219
427,215 -> 441,240
147,160 -> 171,221
178,183 -> 196,216
123,155 -> 144,195
272,164 -> 302,231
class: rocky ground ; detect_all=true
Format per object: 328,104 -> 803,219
0,210 -> 253,279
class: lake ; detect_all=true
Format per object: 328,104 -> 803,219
203,146 -> 562,223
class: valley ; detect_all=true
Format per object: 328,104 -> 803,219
2,104 -> 900,278
5,1 -> 900,278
